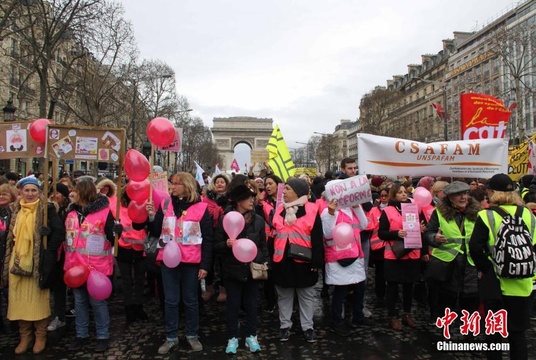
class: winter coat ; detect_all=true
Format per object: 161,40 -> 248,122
214,209 -> 269,282
1,199 -> 65,288
423,197 -> 480,296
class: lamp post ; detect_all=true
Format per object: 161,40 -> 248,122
412,77 -> 449,141
2,99 -> 16,172
3,99 -> 16,122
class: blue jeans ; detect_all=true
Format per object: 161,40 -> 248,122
73,286 -> 110,339
161,263 -> 200,341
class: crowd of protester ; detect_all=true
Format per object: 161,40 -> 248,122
0,164 -> 535,359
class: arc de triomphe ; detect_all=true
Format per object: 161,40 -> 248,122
211,117 -> 273,171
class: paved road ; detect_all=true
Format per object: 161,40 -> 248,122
0,277 -> 534,359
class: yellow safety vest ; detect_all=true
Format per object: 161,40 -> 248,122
480,205 -> 536,297
432,210 -> 475,265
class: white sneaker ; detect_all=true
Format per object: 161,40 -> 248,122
47,316 -> 66,331
363,307 -> 372,318
158,340 -> 178,354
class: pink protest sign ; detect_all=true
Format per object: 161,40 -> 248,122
401,203 -> 421,249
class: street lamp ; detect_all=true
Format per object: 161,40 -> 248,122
412,77 -> 449,141
3,98 -> 16,122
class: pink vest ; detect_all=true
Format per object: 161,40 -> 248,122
272,202 -> 318,263
367,206 -> 386,251
64,207 -> 114,275
324,210 -> 364,263
118,206 -> 147,251
158,201 -> 208,264
382,206 -> 420,260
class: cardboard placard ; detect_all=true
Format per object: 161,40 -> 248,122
0,121 -> 46,159
158,128 -> 183,152
251,149 -> 269,164
45,125 -> 124,164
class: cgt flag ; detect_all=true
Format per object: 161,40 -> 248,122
460,93 -> 511,140
230,158 -> 240,172
266,124 -> 295,181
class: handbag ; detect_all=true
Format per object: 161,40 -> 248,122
391,240 -> 411,259
144,234 -> 160,262
423,256 -> 454,282
250,262 -> 268,280
288,243 -> 312,262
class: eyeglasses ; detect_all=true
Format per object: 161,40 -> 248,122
380,194 -> 388,198
0,193 -> 10,197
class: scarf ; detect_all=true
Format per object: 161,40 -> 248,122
284,195 -> 308,225
12,199 -> 39,281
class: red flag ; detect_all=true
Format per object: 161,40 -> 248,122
431,103 -> 446,120
230,158 -> 240,172
460,93 -> 511,140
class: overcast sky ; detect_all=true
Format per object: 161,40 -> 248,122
122,0 -> 516,163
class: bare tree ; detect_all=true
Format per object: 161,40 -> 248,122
315,134 -> 339,173
490,21 -> 536,141
180,117 -> 220,172
16,0 -> 103,118
359,86 -> 400,135
59,1 -> 138,127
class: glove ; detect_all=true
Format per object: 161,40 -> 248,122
113,223 -> 123,234
40,226 -> 51,236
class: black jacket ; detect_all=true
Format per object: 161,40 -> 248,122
214,209 -> 269,282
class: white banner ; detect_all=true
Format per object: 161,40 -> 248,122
324,175 -> 372,209
357,134 -> 508,178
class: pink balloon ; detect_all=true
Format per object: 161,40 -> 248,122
333,223 -> 355,247
126,179 -> 150,203
223,211 -> 245,239
29,118 -> 51,143
152,188 -> 171,211
86,270 -> 112,301
146,117 -> 175,147
413,187 -> 433,210
232,238 -> 258,263
127,200 -> 148,223
124,149 -> 150,181
163,240 -> 182,268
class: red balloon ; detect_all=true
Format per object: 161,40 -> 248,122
126,179 -> 150,202
29,118 -> 51,143
124,149 -> 150,181
64,264 -> 89,288
146,117 -> 175,147
127,200 -> 149,223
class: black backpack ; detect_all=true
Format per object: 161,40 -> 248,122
487,206 -> 536,279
